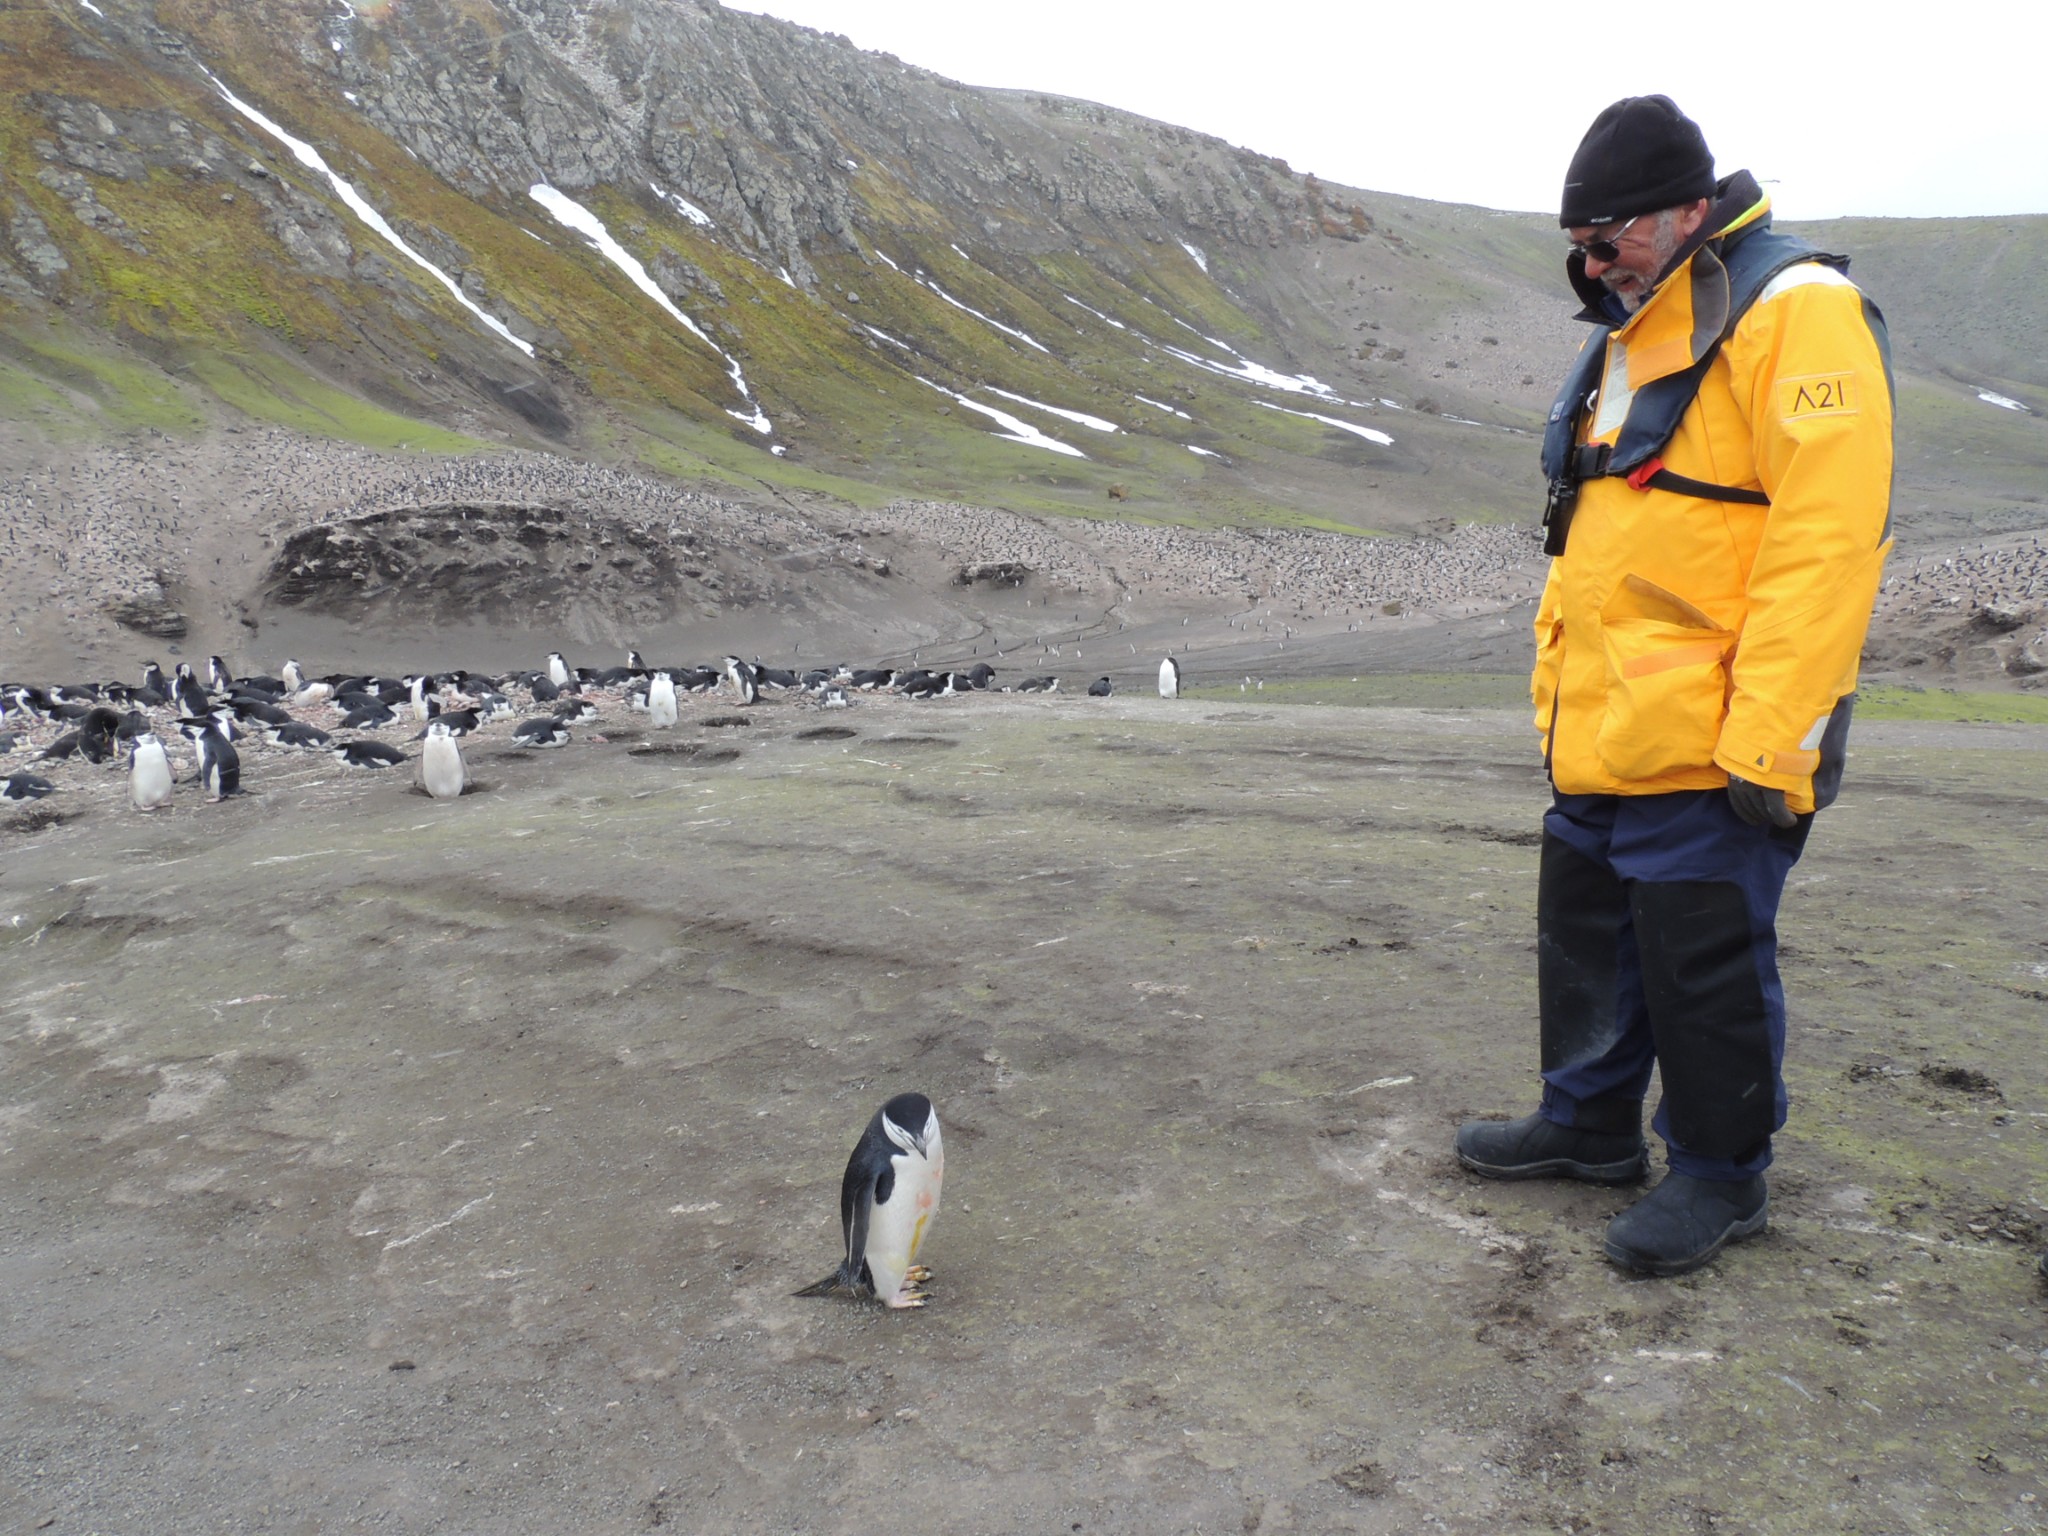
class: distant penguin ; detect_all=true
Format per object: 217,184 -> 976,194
417,720 -> 467,800
647,670 -> 679,729
182,718 -> 240,802
795,1093 -> 944,1309
282,659 -> 307,694
1,772 -> 56,802
334,740 -> 406,770
421,704 -> 479,737
547,651 -> 571,688
722,655 -> 759,705
1159,656 -> 1180,698
172,669 -> 208,719
1013,676 -> 1058,694
340,701 -> 396,729
1087,676 -> 1113,697
207,655 -> 233,691
409,674 -> 432,720
232,696 -> 294,727
511,717 -> 570,748
266,722 -> 333,751
129,732 -> 174,811
298,679 -> 335,707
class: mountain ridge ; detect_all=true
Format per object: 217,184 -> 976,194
1,0 -> 2042,615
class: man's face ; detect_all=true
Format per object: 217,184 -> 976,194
1569,210 -> 1682,313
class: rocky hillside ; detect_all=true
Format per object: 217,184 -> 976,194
1,0 -> 2042,543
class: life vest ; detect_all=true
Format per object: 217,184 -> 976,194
1538,225 -> 1851,556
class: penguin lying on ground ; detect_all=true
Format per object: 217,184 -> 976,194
511,717 -> 571,748
795,1092 -> 944,1309
333,740 -> 406,770
266,722 -> 333,751
2,772 -> 56,802
1087,676 -> 1114,697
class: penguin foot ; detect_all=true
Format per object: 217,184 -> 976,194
904,1265 -> 933,1284
884,1287 -> 930,1309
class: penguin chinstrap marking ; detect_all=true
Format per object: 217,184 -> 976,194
417,720 -> 467,800
1158,656 -> 1181,699
795,1093 -> 943,1309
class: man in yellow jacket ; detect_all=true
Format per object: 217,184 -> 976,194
1456,96 -> 1893,1276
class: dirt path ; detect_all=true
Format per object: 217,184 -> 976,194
3,698 -> 2045,1533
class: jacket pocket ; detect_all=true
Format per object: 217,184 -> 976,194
1594,577 -> 1734,781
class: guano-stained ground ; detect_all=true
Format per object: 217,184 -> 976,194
3,696 -> 2046,1535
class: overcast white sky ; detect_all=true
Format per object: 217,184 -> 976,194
722,0 -> 2047,221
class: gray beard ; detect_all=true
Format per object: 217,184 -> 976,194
1602,210 -> 1687,313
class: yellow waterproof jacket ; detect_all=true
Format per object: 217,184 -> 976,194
1533,196 -> 1894,813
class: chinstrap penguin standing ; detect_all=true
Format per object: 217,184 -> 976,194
795,1092 -> 944,1309
417,719 -> 467,799
646,670 -> 679,729
129,732 -> 174,811
180,717 -> 240,801
722,655 -> 760,705
1158,656 -> 1180,698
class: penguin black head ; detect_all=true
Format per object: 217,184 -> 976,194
879,1092 -> 937,1155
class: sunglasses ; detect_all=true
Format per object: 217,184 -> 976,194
1568,214 -> 1642,264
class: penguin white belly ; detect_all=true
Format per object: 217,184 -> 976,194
867,1140 -> 943,1308
648,675 -> 678,729
419,734 -> 466,799
130,740 -> 173,810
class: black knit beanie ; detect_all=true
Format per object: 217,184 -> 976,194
1559,95 -> 1716,228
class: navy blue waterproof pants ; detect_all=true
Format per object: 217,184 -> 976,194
1535,790 -> 1812,1182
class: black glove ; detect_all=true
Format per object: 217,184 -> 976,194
1726,775 -> 1797,829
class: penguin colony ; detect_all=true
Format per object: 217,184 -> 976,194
0,430 -> 1554,678
1,646 -> 1184,814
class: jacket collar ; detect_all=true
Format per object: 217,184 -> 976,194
1567,169 -> 1771,326
1565,171 -> 1772,388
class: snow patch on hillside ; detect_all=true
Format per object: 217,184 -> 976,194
207,69 -> 534,359
530,184 -> 771,434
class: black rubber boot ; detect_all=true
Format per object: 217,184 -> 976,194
1455,1111 -> 1648,1185
1603,1173 -> 1768,1276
